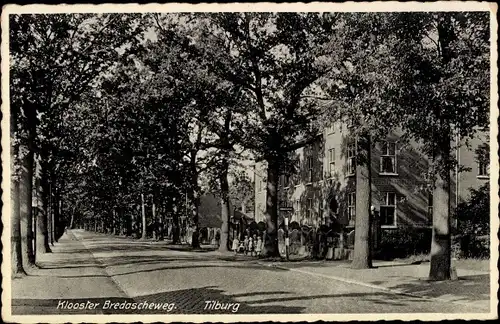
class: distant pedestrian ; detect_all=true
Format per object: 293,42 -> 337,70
232,237 -> 239,254
251,234 -> 258,256
215,230 -> 221,246
243,235 -> 249,255
248,236 -> 254,256
255,235 -> 262,256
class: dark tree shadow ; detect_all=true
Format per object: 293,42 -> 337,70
387,274 -> 490,302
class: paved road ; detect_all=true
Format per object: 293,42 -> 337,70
58,230 -> 484,314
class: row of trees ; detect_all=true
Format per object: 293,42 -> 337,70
10,12 -> 489,281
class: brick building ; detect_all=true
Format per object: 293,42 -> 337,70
253,123 -> 490,231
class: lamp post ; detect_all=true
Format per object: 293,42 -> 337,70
284,213 -> 290,261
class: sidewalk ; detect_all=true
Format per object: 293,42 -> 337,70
263,259 -> 491,311
11,230 -> 131,315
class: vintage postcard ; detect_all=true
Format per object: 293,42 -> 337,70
1,2 -> 498,323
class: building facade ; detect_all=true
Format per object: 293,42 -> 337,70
253,123 -> 490,231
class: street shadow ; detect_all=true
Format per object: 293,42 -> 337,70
37,263 -> 104,269
231,291 -> 293,298
164,245 -> 218,252
30,253 -> 291,278
387,274 -> 490,302
68,242 -> 218,254
370,263 -> 422,268
103,262 -> 289,277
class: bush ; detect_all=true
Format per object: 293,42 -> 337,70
376,227 -> 432,260
453,183 -> 490,259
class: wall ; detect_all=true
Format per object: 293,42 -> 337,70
253,126 -> 490,230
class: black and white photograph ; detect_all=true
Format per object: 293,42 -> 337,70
1,2 -> 498,322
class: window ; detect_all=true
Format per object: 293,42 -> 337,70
306,198 -> 313,219
280,189 -> 290,208
307,156 -> 313,183
327,124 -> 335,134
347,144 -> 356,175
478,161 -> 489,177
328,148 -> 336,178
380,192 -> 397,226
380,141 -> 397,174
347,192 -> 356,224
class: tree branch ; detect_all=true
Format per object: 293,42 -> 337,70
153,13 -> 166,34
300,95 -> 335,101
284,134 -> 322,152
244,13 -> 267,121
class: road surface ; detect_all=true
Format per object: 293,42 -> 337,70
12,230 -> 488,315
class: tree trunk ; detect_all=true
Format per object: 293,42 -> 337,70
19,142 -> 36,268
69,212 -> 75,230
191,190 -> 201,249
118,208 -> 123,235
429,143 -> 452,280
35,202 -> 47,258
57,195 -> 63,239
218,158 -> 230,252
110,209 -> 115,235
172,216 -> 180,244
262,160 -> 280,257
11,105 -> 27,277
140,193 -> 147,239
48,181 -> 54,245
172,200 -> 181,244
35,160 -> 51,259
152,199 -> 157,240
352,134 -> 373,269
159,203 -> 165,240
45,179 -> 53,249
11,162 -> 26,277
53,190 -> 60,242
427,16 -> 455,281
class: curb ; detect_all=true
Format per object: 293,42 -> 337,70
264,263 -> 490,312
